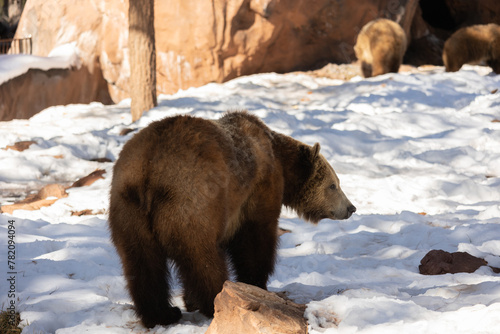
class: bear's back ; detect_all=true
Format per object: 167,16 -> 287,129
443,23 -> 500,70
355,18 -> 406,58
111,112 -> 278,221
446,24 -> 500,49
354,18 -> 407,77
215,112 -> 276,184
112,115 -> 228,186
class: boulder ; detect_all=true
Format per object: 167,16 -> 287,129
206,281 -> 307,334
0,62 -> 112,121
70,169 -> 106,188
0,169 -> 106,214
3,140 -> 36,151
1,183 -> 68,214
37,183 -> 68,200
419,250 -> 487,275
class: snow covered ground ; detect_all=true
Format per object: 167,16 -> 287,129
1,65 -> 500,333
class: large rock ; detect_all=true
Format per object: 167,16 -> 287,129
0,61 -> 112,121
206,281 -> 307,334
1,183 -> 68,214
419,250 -> 488,275
0,169 -> 106,214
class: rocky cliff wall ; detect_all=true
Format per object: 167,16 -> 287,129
13,0 -> 424,103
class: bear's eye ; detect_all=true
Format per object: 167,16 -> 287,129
329,184 -> 337,190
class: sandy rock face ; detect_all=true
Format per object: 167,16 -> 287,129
205,281 -> 308,334
14,0 -> 127,101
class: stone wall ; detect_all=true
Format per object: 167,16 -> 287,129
0,62 -> 112,121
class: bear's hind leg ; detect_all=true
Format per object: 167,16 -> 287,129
443,51 -> 462,72
387,55 -> 402,74
119,237 -> 181,328
175,242 -> 228,317
487,58 -> 500,74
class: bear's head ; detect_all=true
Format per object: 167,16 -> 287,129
294,143 -> 356,224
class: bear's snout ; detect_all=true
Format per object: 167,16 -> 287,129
330,203 -> 356,220
346,204 -> 356,218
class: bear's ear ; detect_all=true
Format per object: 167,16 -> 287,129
312,143 -> 321,159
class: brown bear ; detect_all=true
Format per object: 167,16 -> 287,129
443,23 -> 500,74
108,111 -> 356,328
354,18 -> 407,78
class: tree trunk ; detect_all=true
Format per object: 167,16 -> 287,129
128,0 -> 157,122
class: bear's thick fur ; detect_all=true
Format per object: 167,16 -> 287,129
108,111 -> 356,328
443,24 -> 500,74
354,18 -> 407,78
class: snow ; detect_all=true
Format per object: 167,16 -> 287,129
1,64 -> 500,333
0,43 -> 81,86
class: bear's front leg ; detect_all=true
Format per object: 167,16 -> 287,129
226,215 -> 279,289
487,58 -> 500,74
371,58 -> 390,77
176,243 -> 229,317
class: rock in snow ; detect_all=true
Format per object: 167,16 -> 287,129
419,250 -> 500,275
206,281 -> 308,334
1,184 -> 67,214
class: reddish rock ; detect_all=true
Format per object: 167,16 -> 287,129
37,184 -> 68,200
206,281 -> 307,334
1,184 -> 68,214
3,140 -> 36,151
70,169 -> 106,188
419,250 -> 487,275
0,169 -> 106,214
71,209 -> 94,216
0,65 -> 112,121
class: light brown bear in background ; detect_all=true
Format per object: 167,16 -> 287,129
354,18 -> 407,78
108,111 -> 356,328
443,23 -> 500,74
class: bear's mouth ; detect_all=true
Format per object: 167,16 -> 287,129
330,210 -> 354,220
330,211 -> 340,220
303,207 -> 355,224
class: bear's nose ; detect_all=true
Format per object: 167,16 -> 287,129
347,205 -> 356,218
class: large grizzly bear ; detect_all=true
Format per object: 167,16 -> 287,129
354,18 -> 407,78
108,111 -> 356,328
443,24 -> 500,74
